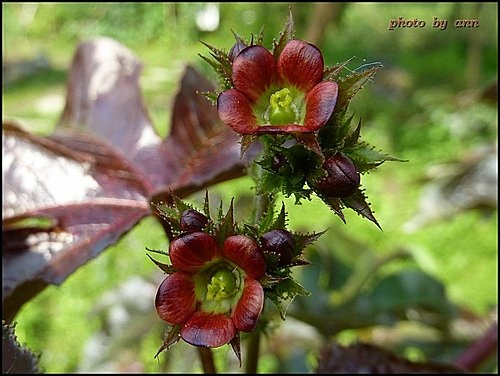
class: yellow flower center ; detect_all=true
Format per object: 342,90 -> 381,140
268,88 -> 297,125
205,268 -> 237,302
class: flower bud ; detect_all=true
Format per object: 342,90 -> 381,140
313,153 -> 360,197
228,41 -> 247,62
180,209 -> 208,231
260,229 -> 295,267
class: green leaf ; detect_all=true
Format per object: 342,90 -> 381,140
290,249 -> 458,336
266,277 -> 310,320
370,270 -> 456,317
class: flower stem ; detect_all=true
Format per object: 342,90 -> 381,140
252,161 -> 272,224
244,160 -> 268,374
198,347 -> 217,374
245,330 -> 261,374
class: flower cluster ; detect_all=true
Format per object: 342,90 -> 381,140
149,193 -> 322,362
202,11 -> 404,228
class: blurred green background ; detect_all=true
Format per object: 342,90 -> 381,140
3,2 -> 497,373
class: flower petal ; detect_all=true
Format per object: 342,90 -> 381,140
222,235 -> 265,279
278,40 -> 324,92
232,277 -> 264,332
303,81 -> 338,131
181,311 -> 236,347
253,124 -> 311,134
218,89 -> 259,134
170,232 -> 220,273
155,273 -> 196,324
232,45 -> 276,102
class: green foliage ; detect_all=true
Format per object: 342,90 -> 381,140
265,277 -> 310,321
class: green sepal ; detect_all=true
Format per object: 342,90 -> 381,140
347,141 -> 409,173
335,62 -> 383,113
314,194 -> 346,224
146,253 -> 176,274
343,117 -> 362,148
291,230 -> 327,258
323,56 -> 356,81
213,198 -> 236,245
289,255 -> 311,267
318,111 -> 356,152
152,195 -> 197,238
272,8 -> 295,60
265,277 -> 311,320
154,324 -> 182,358
199,90 -> 218,105
229,332 -> 242,367
258,142 -> 324,200
341,188 -> 382,230
202,190 -> 212,220
231,30 -> 247,46
259,201 -> 288,234
198,41 -> 233,90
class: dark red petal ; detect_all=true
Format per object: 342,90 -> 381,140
217,89 -> 259,134
232,277 -> 264,332
304,81 -> 338,131
181,311 -> 236,347
232,45 -> 276,102
169,232 -> 220,273
155,273 -> 196,325
278,40 -> 324,92
253,124 -> 311,134
222,235 -> 265,279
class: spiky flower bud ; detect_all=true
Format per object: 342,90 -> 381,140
260,229 -> 295,267
313,153 -> 360,197
228,41 -> 247,62
180,209 -> 208,231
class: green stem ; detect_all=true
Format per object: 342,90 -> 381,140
245,330 -> 261,374
198,347 -> 217,374
252,161 -> 271,224
242,161 -> 269,373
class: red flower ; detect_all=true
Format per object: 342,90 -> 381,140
217,40 -> 338,135
155,232 -> 266,348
